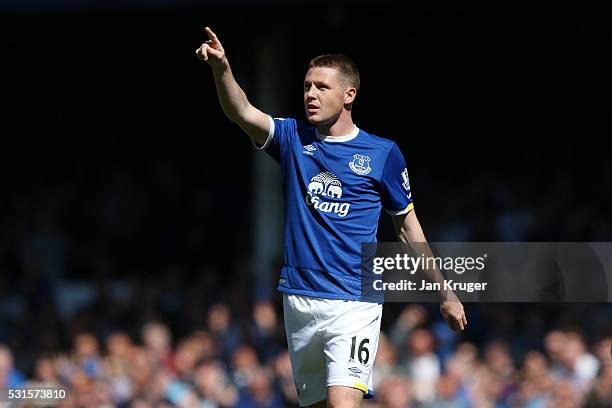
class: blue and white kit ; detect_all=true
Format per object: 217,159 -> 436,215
255,116 -> 413,405
257,116 -> 413,302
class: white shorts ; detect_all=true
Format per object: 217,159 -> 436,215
283,293 -> 383,407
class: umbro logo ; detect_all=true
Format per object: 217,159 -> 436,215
347,366 -> 362,378
302,145 -> 316,155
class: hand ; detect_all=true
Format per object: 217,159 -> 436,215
195,26 -> 226,67
440,293 -> 467,333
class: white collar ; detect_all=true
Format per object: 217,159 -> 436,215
315,125 -> 360,142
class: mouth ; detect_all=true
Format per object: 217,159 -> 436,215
307,104 -> 319,114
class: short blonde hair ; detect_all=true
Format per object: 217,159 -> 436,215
309,54 -> 360,91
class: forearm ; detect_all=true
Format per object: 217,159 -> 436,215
211,59 -> 251,123
393,210 -> 466,331
397,217 -> 455,301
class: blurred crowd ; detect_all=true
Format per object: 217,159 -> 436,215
0,159 -> 611,408
0,300 -> 610,408
1,146 -> 611,408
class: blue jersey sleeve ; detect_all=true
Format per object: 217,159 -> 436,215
252,116 -> 296,163
380,143 -> 414,215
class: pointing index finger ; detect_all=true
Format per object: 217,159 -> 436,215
205,27 -> 220,44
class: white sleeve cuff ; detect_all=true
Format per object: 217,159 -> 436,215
385,202 -> 414,216
252,116 -> 275,150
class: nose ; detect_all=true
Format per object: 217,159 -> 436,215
306,86 -> 317,100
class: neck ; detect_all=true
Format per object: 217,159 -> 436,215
316,112 -> 355,137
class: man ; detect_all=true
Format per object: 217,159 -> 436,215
196,27 -> 467,408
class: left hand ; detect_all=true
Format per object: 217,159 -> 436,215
440,293 -> 467,333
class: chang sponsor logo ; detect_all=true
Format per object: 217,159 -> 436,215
305,171 -> 350,217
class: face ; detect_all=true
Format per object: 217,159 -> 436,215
303,67 -> 355,125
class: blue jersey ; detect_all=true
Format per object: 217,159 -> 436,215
256,117 -> 413,302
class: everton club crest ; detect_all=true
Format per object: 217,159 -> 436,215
349,154 -> 372,175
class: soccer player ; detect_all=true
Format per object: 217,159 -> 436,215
196,27 -> 467,408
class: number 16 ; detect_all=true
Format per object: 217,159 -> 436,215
350,336 -> 370,364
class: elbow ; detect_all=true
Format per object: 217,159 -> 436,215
227,103 -> 252,125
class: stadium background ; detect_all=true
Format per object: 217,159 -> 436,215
0,0 -> 610,406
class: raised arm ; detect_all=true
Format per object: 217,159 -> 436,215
392,210 -> 468,333
196,27 -> 270,145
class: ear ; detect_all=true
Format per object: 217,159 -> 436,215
344,87 -> 357,105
